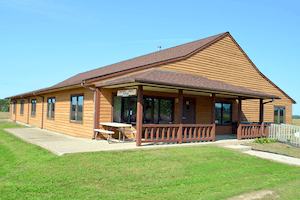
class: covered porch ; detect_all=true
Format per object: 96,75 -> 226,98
95,70 -> 279,146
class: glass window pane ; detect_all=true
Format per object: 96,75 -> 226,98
113,96 -> 122,122
274,107 -> 279,123
280,107 -> 285,123
215,103 -> 222,124
143,98 -> 152,123
222,103 -> 231,124
122,98 -> 129,123
153,98 -> 159,123
71,97 -> 76,121
130,98 -> 137,123
77,96 -> 83,122
47,101 -> 50,118
160,99 -> 173,124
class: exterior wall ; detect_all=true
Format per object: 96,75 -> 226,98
10,87 -> 95,138
92,36 -> 293,125
155,36 -> 293,124
42,88 -> 94,138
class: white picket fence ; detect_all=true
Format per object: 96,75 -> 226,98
269,123 -> 300,147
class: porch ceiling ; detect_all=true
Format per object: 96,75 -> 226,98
95,69 -> 280,100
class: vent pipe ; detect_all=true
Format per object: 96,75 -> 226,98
157,46 -> 161,51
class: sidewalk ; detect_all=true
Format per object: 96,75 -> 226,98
4,126 -> 250,156
224,145 -> 300,167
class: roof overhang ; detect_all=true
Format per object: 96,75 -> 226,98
96,79 -> 280,100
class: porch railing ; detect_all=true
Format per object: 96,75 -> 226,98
141,124 -> 215,144
237,123 -> 269,140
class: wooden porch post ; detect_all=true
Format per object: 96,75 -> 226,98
237,97 -> 242,140
211,94 -> 216,124
178,89 -> 183,144
136,86 -> 143,146
259,99 -> 264,138
211,94 -> 216,142
93,88 -> 101,139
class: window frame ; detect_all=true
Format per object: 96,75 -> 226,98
20,100 -> 24,115
215,102 -> 232,125
70,94 -> 84,123
274,106 -> 285,124
47,97 -> 55,120
31,99 -> 37,117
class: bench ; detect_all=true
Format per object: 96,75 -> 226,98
117,129 -> 137,142
94,129 -> 114,143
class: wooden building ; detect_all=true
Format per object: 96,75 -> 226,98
7,32 -> 296,146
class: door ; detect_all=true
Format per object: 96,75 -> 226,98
182,98 -> 196,124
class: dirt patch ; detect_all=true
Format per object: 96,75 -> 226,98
245,142 -> 300,159
292,119 -> 300,126
227,189 -> 279,200
0,112 -> 9,119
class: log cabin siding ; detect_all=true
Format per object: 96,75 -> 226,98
9,88 -> 95,138
41,88 -> 94,138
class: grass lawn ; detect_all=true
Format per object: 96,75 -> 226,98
0,112 -> 9,119
1,122 -> 300,199
292,118 -> 300,126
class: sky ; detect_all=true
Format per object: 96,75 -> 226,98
0,0 -> 299,114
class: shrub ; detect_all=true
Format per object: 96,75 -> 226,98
254,138 -> 277,144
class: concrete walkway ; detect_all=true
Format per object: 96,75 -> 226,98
225,145 -> 300,167
4,126 -> 249,156
4,125 -> 300,167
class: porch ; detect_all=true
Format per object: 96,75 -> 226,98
95,70 -> 278,146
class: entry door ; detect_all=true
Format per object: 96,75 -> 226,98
183,98 -> 196,124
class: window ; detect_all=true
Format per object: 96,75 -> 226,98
47,97 -> 55,119
113,96 -> 174,124
274,107 -> 285,123
70,95 -> 84,122
31,99 -> 37,116
215,102 -> 232,125
20,101 -> 24,115
144,98 -> 174,124
113,96 -> 137,124
13,101 -> 16,114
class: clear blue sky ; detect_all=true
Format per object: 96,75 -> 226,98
0,0 -> 299,114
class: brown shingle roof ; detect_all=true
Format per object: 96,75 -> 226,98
96,69 -> 280,99
52,32 -> 228,88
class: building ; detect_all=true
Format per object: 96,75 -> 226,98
7,32 -> 296,146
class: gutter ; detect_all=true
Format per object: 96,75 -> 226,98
33,93 -> 44,129
81,81 -> 97,139
21,96 -> 30,124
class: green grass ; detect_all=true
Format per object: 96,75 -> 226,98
1,122 -> 300,199
0,112 -> 9,119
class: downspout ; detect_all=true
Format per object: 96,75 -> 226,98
21,95 -> 30,124
33,93 -> 44,129
81,81 -> 97,139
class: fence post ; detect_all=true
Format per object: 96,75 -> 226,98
178,124 -> 183,144
237,124 -> 242,140
212,124 -> 216,142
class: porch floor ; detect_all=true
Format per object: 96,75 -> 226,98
4,126 -> 249,156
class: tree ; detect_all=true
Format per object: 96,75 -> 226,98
0,99 -> 10,112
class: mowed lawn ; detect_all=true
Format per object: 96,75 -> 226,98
1,122 -> 300,199
0,112 -> 9,119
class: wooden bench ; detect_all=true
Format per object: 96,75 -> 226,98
117,129 -> 137,142
94,129 -> 114,143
